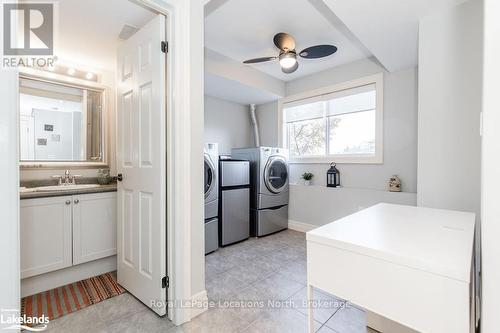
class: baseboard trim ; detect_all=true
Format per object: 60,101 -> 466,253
190,289 -> 208,319
288,219 -> 317,233
21,256 -> 117,297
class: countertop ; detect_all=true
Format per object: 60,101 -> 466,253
306,203 -> 476,282
20,183 -> 117,199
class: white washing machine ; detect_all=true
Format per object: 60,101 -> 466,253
231,147 -> 289,236
204,143 -> 219,254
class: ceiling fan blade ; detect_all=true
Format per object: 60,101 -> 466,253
243,56 -> 277,64
273,32 -> 296,52
299,45 -> 338,59
281,61 -> 299,74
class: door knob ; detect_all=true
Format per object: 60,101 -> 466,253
117,174 -> 123,181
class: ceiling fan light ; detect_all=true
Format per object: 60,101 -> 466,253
279,52 -> 297,69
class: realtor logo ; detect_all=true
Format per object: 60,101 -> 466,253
3,3 -> 54,56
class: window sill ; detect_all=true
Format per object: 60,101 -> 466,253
289,183 -> 416,195
288,155 -> 383,165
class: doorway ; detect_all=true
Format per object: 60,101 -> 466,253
16,0 -> 170,330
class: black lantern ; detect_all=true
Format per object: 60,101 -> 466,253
327,162 -> 340,188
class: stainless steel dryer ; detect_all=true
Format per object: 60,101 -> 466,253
231,147 -> 289,236
204,143 -> 219,254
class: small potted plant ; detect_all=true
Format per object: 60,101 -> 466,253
302,172 -> 314,186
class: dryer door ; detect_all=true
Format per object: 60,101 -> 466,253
264,156 -> 289,194
204,154 -> 217,199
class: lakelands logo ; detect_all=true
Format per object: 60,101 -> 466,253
2,2 -> 56,68
1,309 -> 49,331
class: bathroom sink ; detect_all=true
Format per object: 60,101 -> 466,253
34,184 -> 102,192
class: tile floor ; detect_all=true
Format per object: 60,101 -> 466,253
44,229 -> 376,333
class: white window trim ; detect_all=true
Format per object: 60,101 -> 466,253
278,73 -> 384,164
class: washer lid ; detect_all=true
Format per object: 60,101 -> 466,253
264,156 -> 288,194
204,154 -> 216,198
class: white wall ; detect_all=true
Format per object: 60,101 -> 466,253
418,1 -> 483,328
289,185 -> 416,227
480,0 -> 500,330
204,95 -> 253,154
188,0 -> 206,317
257,58 -> 418,193
32,110 -> 75,160
417,0 -> 483,216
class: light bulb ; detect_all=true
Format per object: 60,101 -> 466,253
85,72 -> 94,80
279,52 -> 297,69
67,68 -> 76,76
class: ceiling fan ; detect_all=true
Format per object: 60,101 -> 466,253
243,32 -> 338,74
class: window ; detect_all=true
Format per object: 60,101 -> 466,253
281,74 -> 383,164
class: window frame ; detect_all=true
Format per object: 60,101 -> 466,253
278,73 -> 384,164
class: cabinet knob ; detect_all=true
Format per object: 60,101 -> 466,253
74,199 -> 79,204
65,200 -> 71,205
117,173 -> 123,182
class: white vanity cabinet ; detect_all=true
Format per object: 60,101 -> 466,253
20,196 -> 73,279
21,192 -> 117,279
72,192 -> 117,265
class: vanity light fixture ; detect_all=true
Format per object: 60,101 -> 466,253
44,65 -> 98,82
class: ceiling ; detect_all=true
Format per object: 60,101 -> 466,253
205,0 -> 371,82
322,0 -> 468,72
55,0 -> 156,71
205,73 -> 281,105
205,0 -> 469,77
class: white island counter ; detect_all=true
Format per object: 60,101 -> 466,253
306,203 -> 475,333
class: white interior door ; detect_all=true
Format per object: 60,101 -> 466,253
116,14 -> 167,316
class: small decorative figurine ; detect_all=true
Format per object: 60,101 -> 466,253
389,175 -> 402,192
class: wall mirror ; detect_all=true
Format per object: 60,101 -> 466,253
19,76 -> 106,165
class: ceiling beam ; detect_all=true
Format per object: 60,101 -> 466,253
205,47 -> 286,98
307,0 -> 373,60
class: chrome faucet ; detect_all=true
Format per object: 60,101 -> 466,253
64,170 -> 71,184
52,170 -> 82,185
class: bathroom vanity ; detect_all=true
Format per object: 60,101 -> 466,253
20,185 -> 117,297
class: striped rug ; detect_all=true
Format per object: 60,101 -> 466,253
21,272 -> 125,321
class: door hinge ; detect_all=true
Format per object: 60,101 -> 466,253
161,41 -> 168,53
162,276 -> 169,288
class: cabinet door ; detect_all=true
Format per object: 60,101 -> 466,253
20,196 -> 73,278
73,192 -> 117,265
